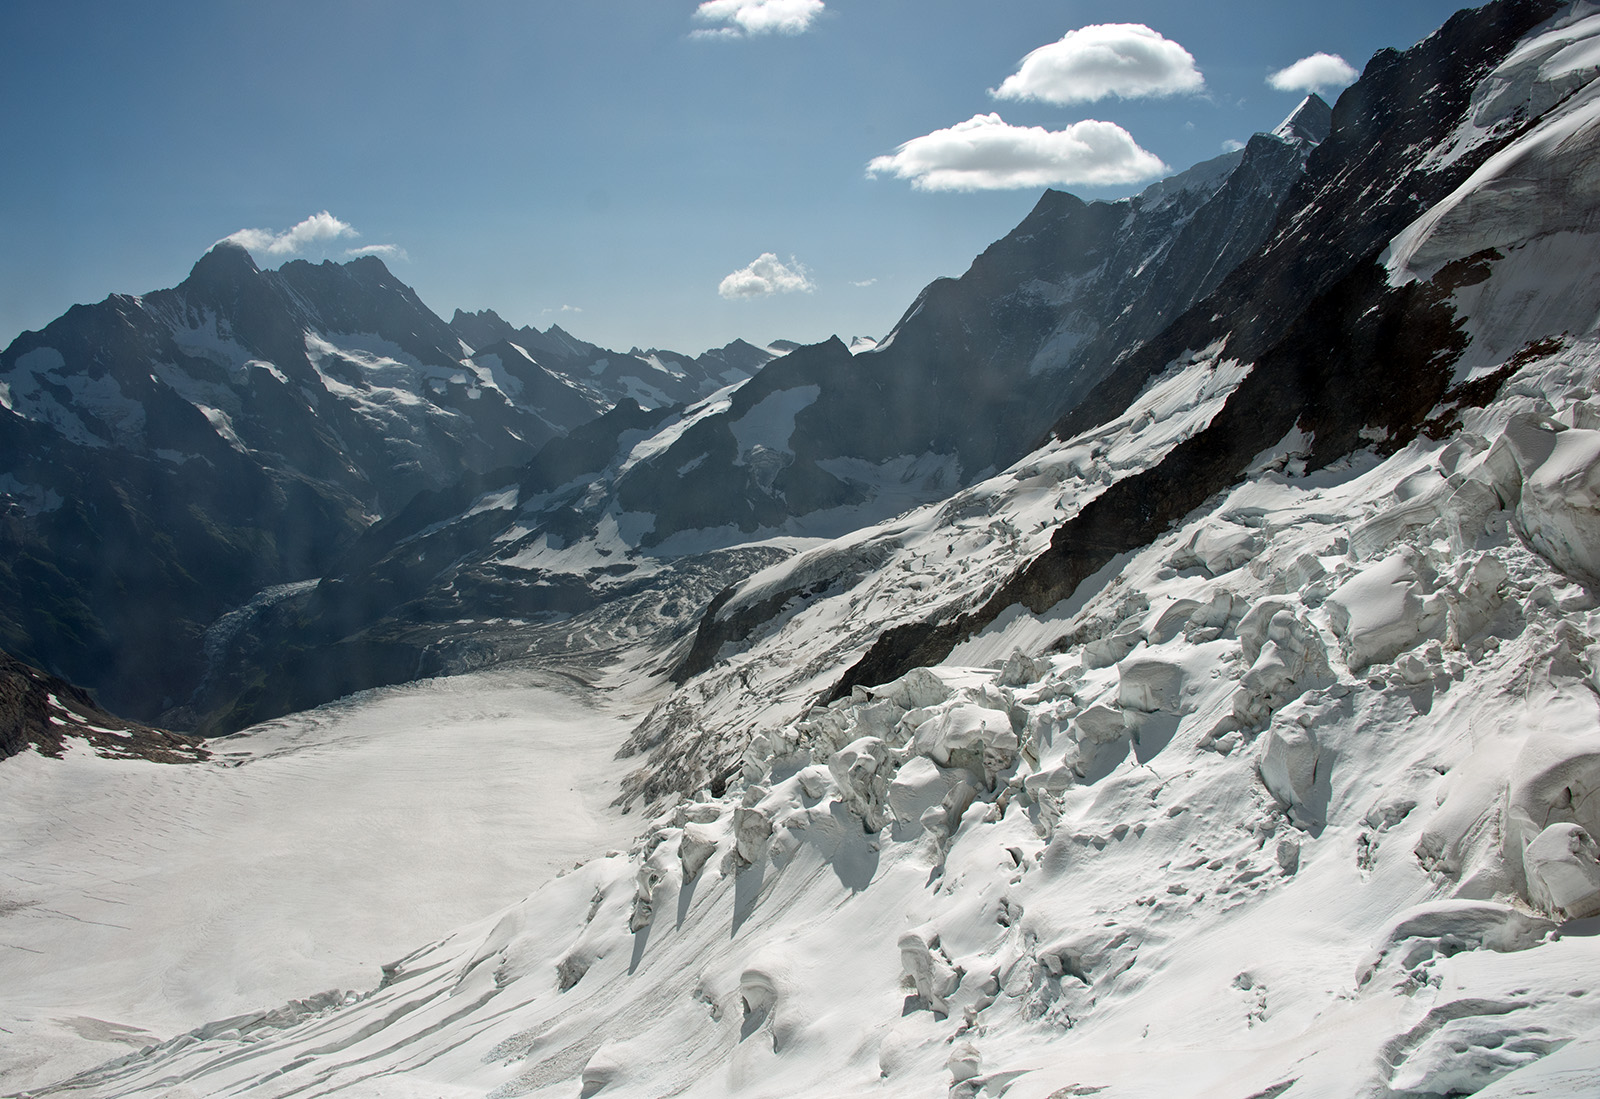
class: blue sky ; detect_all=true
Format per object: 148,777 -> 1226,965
2,0 -> 1472,356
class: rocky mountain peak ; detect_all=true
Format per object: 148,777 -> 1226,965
182,240 -> 261,291
1273,92 -> 1334,144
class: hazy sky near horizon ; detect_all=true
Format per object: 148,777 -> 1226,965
3,0 -> 1471,356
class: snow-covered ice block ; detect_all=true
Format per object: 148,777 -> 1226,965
1258,718 -> 1321,823
679,822 -> 721,881
1440,553 -> 1508,647
1348,494 -> 1446,560
1148,598 -> 1203,644
1326,550 -> 1443,670
1358,900 -> 1556,986
870,666 -> 952,710
1514,423 -> 1600,585
886,756 -> 964,828
730,806 -> 773,868
1082,629 -> 1144,669
996,649 -> 1050,688
1237,598 -> 1296,665
1388,1013 -> 1569,1096
1505,689 -> 1600,870
1068,704 -> 1128,746
1117,658 -> 1185,714
829,736 -> 893,831
947,1041 -> 982,1084
829,736 -> 890,794
1170,521 -> 1262,576
1524,823 -> 1600,919
899,931 -> 960,1014
911,704 -> 1017,775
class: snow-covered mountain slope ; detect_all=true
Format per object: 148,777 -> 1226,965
29,331 -> 1600,1099
0,665 -> 643,1096
0,651 -> 205,764
600,100 -> 1324,553
779,0 -> 1588,711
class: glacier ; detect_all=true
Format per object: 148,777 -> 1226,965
11,2 -> 1600,1098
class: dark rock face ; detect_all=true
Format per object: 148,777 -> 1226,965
0,650 -> 204,763
826,0 -> 1565,701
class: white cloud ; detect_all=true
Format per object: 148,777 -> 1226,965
992,24 -> 1204,105
718,253 -> 815,299
693,0 -> 823,38
851,278 -> 877,288
223,211 -> 359,256
867,113 -> 1167,192
1222,138 -> 1246,153
345,243 -> 408,261
1267,52 -> 1358,95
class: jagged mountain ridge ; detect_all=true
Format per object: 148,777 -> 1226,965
610,97 -> 1328,549
450,306 -> 776,412
0,248 -> 768,723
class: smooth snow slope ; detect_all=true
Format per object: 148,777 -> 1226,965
0,668 -> 641,1094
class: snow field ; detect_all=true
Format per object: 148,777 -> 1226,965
0,668 -> 641,1094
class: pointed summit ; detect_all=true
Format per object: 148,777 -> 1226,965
1273,93 -> 1333,145
184,239 -> 261,291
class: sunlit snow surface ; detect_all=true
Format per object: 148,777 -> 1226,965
23,334 -> 1600,1099
0,670 -> 640,1094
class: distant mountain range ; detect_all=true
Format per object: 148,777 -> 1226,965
0,248 -> 771,721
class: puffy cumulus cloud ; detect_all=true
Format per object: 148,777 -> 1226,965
867,113 -> 1167,192
992,24 -> 1204,106
223,211 -> 359,256
1268,52 -> 1359,94
718,253 -> 815,299
692,0 -> 823,38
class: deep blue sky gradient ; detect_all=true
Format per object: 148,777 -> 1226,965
2,0 -> 1473,354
